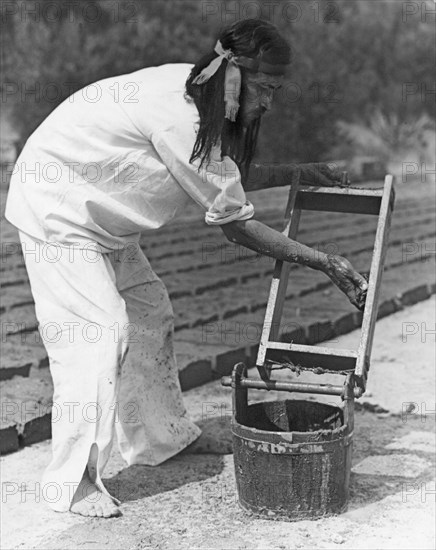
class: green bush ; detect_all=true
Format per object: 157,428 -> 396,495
3,0 -> 434,164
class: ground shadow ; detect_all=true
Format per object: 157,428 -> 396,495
104,416 -> 232,503
104,454 -> 226,502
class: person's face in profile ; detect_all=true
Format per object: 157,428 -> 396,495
239,72 -> 283,126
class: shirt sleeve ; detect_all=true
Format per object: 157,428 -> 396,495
149,116 -> 255,226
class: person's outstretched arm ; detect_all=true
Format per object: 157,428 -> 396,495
243,162 -> 346,191
220,218 -> 367,310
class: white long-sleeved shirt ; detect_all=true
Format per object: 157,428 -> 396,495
5,64 -> 254,251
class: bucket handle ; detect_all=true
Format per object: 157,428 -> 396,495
222,363 -> 355,431
221,364 -> 361,397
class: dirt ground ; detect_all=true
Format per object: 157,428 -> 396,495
1,297 -> 435,550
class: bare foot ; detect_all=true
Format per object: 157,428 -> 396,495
70,467 -> 121,518
180,418 -> 233,455
326,255 -> 368,310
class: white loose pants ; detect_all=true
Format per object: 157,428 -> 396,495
19,231 -> 202,512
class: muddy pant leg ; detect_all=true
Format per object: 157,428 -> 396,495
19,232 -> 128,512
110,246 -> 201,466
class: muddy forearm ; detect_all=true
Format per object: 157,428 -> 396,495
243,163 -> 299,191
242,162 -> 343,191
221,218 -> 368,310
221,218 -> 329,272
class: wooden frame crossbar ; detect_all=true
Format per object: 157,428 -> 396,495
295,187 -> 384,215
256,174 -> 395,396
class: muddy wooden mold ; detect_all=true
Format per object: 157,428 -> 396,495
255,173 -> 395,393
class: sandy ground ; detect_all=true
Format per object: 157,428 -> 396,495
1,297 -> 435,550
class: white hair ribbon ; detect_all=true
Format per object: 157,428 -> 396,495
192,40 -> 242,122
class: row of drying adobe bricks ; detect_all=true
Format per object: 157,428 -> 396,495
0,197 -> 433,310
0,206 -> 364,278
1,218 -> 434,384
1,238 -> 433,382
1,256 -> 435,455
140,204 -> 433,272
1,196 -> 433,283
0,204 -> 434,292
1,203 -> 434,342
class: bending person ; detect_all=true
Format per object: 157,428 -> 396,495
5,19 -> 367,518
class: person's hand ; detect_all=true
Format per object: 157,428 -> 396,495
298,163 -> 347,187
325,254 -> 368,310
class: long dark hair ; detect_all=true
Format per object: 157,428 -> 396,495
185,20 -> 291,181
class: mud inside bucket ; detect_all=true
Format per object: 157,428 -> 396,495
232,399 -> 353,521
